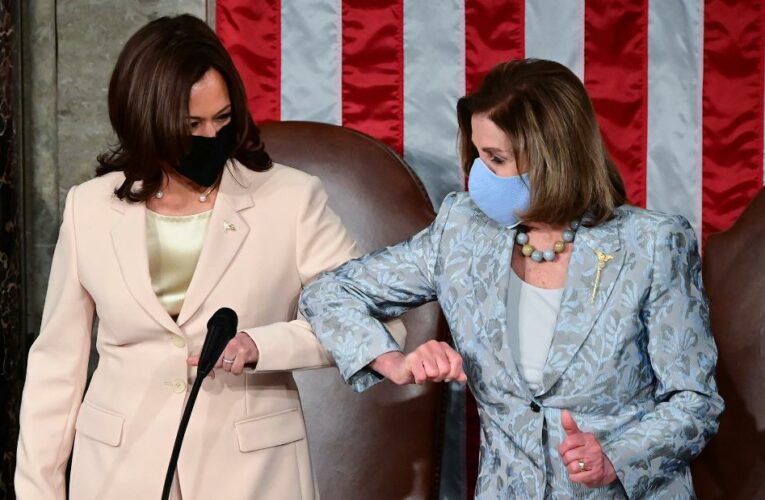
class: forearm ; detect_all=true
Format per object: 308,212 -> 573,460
243,318 -> 335,372
16,308 -> 94,498
300,194 -> 457,391
310,301 -> 403,389
602,389 -> 723,497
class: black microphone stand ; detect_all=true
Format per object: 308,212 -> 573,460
160,373 -> 205,500
161,308 -> 237,500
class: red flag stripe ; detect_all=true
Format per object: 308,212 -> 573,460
464,0 -> 525,94
702,0 -> 765,241
584,0 -> 649,209
217,0 -> 281,123
341,0 -> 405,154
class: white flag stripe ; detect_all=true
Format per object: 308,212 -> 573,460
403,0 -> 466,209
281,0 -> 342,123
402,4 -> 467,496
646,0 -> 704,237
525,0 -> 584,81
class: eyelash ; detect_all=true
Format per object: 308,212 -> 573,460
490,156 -> 505,164
189,113 -> 231,129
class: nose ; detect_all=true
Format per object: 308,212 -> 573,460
196,121 -> 218,138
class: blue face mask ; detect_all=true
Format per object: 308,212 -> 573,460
467,157 -> 530,227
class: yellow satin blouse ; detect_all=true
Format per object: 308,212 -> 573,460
146,209 -> 212,318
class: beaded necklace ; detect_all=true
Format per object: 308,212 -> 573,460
514,219 -> 580,262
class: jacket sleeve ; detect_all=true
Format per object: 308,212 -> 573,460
299,193 -> 458,392
242,176 -> 409,372
602,215 -> 724,498
15,186 -> 95,499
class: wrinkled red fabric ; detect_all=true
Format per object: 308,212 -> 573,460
585,0 -> 649,209
702,0 -> 765,240
342,0 -> 405,154
465,0 -> 525,94
217,0 -> 281,123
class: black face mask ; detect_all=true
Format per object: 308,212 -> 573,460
176,122 -> 235,187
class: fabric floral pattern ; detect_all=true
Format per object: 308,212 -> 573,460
300,192 -> 723,499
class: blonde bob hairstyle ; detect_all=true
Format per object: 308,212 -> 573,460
457,58 -> 626,227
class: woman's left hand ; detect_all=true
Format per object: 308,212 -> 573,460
187,331 -> 260,377
558,410 -> 618,488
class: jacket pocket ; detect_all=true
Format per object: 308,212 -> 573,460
234,408 -> 305,452
75,400 -> 125,447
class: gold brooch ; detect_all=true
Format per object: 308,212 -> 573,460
591,249 -> 614,303
223,221 -> 236,232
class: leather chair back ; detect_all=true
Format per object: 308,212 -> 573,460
693,188 -> 765,499
260,121 -> 448,500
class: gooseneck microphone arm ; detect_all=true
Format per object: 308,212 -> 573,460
161,307 -> 238,500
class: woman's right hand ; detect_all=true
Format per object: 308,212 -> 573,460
370,340 -> 467,385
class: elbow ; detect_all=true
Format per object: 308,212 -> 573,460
691,388 -> 725,448
707,389 -> 725,434
298,274 -> 330,320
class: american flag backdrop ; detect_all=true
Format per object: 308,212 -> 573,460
216,0 -> 764,496
217,0 -> 765,242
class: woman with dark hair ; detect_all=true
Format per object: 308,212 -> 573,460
300,59 -> 724,498
15,15 -> 365,500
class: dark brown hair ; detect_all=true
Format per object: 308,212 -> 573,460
96,14 -> 271,201
457,58 -> 626,226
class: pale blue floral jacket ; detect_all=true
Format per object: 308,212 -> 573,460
299,192 -> 723,499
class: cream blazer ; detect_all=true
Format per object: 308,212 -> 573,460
15,162 -> 372,500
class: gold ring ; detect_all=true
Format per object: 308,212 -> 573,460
578,458 -> 586,472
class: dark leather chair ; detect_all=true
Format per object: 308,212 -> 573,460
260,121 -> 448,500
692,188 -> 765,499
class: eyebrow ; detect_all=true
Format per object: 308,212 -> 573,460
188,104 -> 232,120
481,147 -> 509,155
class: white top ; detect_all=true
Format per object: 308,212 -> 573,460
506,267 -> 564,393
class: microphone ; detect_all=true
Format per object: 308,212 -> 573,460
196,307 -> 238,378
161,307 -> 238,500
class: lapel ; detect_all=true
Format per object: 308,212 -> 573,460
176,166 -> 253,326
470,216 -> 535,399
110,165 -> 255,333
538,214 -> 625,395
111,194 -> 182,334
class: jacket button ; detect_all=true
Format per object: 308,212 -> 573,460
170,335 -> 186,348
172,379 -> 187,394
529,401 -> 541,413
